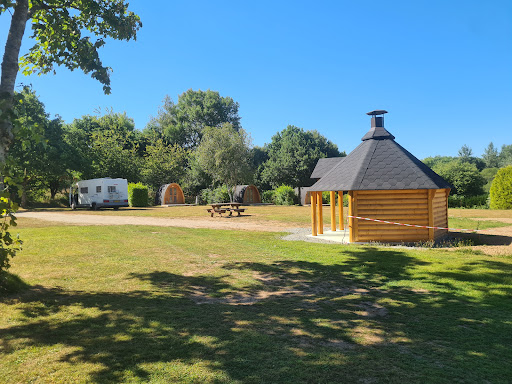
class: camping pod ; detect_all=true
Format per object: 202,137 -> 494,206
308,110 -> 451,243
233,185 -> 261,204
157,183 -> 185,205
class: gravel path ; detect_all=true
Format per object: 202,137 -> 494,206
17,211 -> 289,232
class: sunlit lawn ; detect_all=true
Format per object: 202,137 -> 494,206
1,219 -> 511,383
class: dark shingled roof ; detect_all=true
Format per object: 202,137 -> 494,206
309,124 -> 451,192
310,157 -> 345,179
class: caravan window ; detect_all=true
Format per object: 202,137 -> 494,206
108,186 -> 117,193
96,186 -> 101,193
80,187 -> 88,194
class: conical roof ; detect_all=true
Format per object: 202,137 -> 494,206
309,113 -> 451,192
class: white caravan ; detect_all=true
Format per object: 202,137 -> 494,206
70,178 -> 129,210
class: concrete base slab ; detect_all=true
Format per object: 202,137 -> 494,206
307,228 -> 351,244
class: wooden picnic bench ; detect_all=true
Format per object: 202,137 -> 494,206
208,203 -> 246,217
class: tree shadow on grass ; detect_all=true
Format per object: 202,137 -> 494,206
1,247 -> 511,383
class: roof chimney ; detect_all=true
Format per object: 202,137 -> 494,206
367,110 -> 388,128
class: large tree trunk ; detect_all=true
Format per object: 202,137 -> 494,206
0,0 -> 29,165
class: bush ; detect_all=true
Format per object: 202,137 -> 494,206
200,185 -> 230,204
128,183 -> 149,207
273,185 -> 297,205
448,194 -> 489,209
261,190 -> 274,204
489,166 -> 512,209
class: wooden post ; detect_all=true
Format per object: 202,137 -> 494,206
348,191 -> 354,242
311,192 -> 317,236
330,191 -> 336,232
317,191 -> 323,235
338,191 -> 344,230
428,189 -> 435,241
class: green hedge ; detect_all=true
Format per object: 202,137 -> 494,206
128,183 -> 149,207
490,166 -> 512,209
261,190 -> 274,204
448,194 -> 488,209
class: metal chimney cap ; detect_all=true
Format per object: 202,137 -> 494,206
366,110 -> 388,116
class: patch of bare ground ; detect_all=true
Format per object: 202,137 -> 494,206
446,225 -> 512,255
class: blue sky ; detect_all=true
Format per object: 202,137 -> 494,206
1,0 -> 511,159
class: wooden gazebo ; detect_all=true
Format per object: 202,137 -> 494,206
308,110 -> 451,243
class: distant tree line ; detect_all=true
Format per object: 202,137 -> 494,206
6,87 -> 343,207
422,142 -> 512,208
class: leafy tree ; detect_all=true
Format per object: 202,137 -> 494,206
261,125 -> 342,189
489,166 -> 512,209
458,144 -> 473,159
181,152 -> 212,198
432,160 -> 485,197
499,144 -> 512,167
0,0 -> 141,164
482,142 -> 500,168
64,111 -> 141,180
145,90 -> 241,148
422,156 -> 457,169
89,130 -> 140,182
140,139 -> 188,190
196,123 -> 252,202
481,167 -> 499,193
5,86 -> 72,206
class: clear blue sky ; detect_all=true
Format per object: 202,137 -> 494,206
1,0 -> 511,159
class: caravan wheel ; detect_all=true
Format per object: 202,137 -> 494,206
91,203 -> 98,210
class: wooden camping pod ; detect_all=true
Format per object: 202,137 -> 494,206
234,185 -> 261,204
160,183 -> 185,205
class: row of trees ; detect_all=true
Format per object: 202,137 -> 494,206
423,143 -> 512,207
7,87 -> 343,207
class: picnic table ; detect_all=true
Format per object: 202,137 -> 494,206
207,203 -> 246,217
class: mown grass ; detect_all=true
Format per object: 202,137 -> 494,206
1,221 -> 511,383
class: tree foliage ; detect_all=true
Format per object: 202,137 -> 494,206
196,123 -> 251,202
432,160 -> 485,197
489,166 -> 512,210
261,125 -> 342,189
144,90 -> 241,149
482,142 -> 499,168
140,139 -> 188,190
0,0 -> 141,163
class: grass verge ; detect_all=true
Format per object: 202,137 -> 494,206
1,222 -> 511,383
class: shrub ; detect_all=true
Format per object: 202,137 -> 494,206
0,193 -> 22,290
200,185 -> 230,204
128,183 -> 149,207
489,166 -> 512,209
274,185 -> 297,205
261,190 -> 274,204
448,194 -> 489,209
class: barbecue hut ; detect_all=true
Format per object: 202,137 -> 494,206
308,110 -> 451,243
233,185 -> 261,204
157,183 -> 185,205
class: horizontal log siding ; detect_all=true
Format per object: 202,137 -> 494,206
433,188 -> 449,239
353,190 -> 430,242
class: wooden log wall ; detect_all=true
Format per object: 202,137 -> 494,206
351,189 -> 432,243
432,188 -> 449,239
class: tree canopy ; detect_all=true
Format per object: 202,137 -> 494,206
0,0 -> 141,164
144,90 -> 241,149
260,125 -> 342,189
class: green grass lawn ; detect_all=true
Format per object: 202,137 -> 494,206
1,221 -> 511,383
